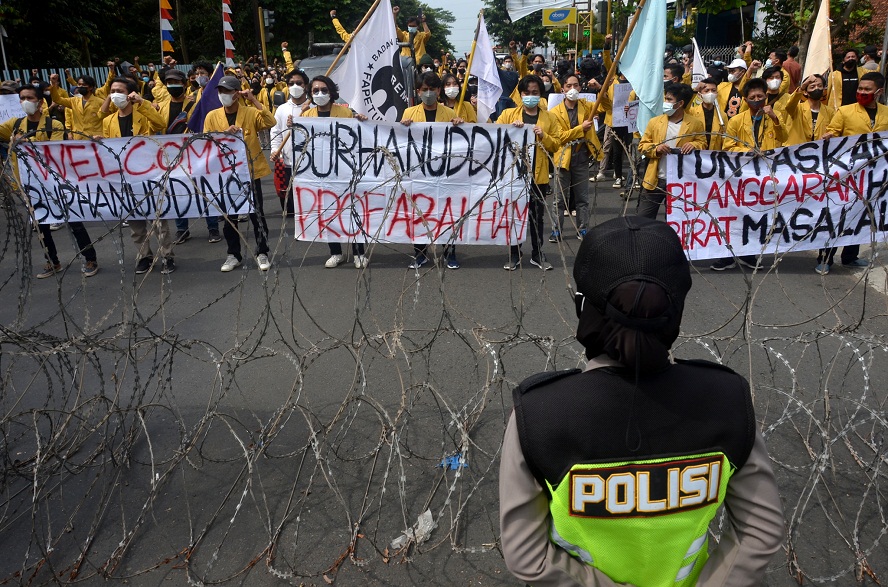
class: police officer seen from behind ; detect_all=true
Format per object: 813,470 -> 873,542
499,216 -> 784,586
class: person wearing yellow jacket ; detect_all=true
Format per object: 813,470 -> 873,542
203,76 -> 276,273
1,85 -> 100,278
815,71 -> 888,274
496,74 -> 563,271
549,75 -> 601,241
686,77 -> 726,150
717,58 -> 750,121
393,6 -> 431,60
48,70 -> 113,138
782,74 -> 834,146
99,77 -> 173,274
330,10 -> 352,42
595,74 -> 634,188
440,73 -> 477,122
301,75 -> 372,269
637,83 -> 706,219
256,71 -> 286,114
399,72 -> 464,269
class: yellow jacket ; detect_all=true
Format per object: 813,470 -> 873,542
826,67 -> 868,110
49,88 -> 107,137
550,98 -> 601,170
717,81 -> 746,119
723,109 -> 788,152
332,18 -> 351,43
400,104 -> 456,122
65,68 -> 114,99
301,104 -> 355,119
496,106 -> 562,185
825,102 -> 888,136
256,84 -> 286,114
440,100 -> 477,122
101,101 -> 166,137
396,27 -> 431,60
685,103 -> 726,151
638,114 -> 706,189
0,113 -> 66,183
203,103 -> 276,179
782,91 -> 835,145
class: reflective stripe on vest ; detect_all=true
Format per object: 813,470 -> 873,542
546,452 -> 734,587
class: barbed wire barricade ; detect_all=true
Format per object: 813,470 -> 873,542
1,123 -> 887,586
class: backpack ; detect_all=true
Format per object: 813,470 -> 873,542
167,100 -> 196,134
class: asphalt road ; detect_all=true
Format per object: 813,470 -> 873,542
1,175 -> 886,586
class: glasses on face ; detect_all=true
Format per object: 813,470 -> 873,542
289,81 -> 304,87
312,88 -> 329,95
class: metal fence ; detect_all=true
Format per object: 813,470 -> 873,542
695,45 -> 740,66
1,65 -> 193,87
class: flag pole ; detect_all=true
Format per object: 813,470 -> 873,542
585,0 -> 648,122
325,0 -> 386,76
456,11 -> 483,115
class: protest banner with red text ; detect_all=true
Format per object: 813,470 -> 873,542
289,119 -> 534,246
665,132 -> 888,260
16,133 -> 253,223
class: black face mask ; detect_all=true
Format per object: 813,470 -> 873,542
167,85 -> 185,98
845,59 -> 858,70
747,98 -> 765,111
806,89 -> 824,101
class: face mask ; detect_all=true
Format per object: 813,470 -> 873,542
421,67 -> 432,73
807,88 -> 824,101
845,59 -> 858,69
408,26 -> 418,33
31,82 -> 40,88
565,88 -> 580,101
764,59 -> 773,68
857,91 -> 876,107
727,73 -> 740,83
142,76 -> 149,82
746,98 -> 765,111
313,93 -> 331,106
110,92 -> 129,109
700,91 -> 717,104
196,75 -> 209,87
420,90 -> 437,106
21,100 -> 39,116
766,78 -> 781,91
444,86 -> 460,99
218,93 -> 235,107
434,62 -> 440,68
458,68 -> 466,73
522,95 -> 541,109
167,84 -> 185,98
149,67 -> 155,72
265,77 -> 274,86
289,84 -> 304,99
502,62 -> 513,71
544,82 -> 552,91
662,101 -> 675,115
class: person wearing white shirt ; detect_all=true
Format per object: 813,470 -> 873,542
270,69 -> 311,215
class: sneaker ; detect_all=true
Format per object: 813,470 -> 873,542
208,229 -> 222,243
563,210 -> 569,217
571,210 -> 577,217
842,258 -> 870,268
49,222 -> 64,231
121,221 -> 129,228
530,254 -> 553,271
738,256 -> 762,270
612,177 -> 623,188
36,262 -> 62,279
594,172 -> 607,182
221,254 -> 241,272
237,214 -> 249,223
815,263 -> 830,275
408,254 -> 428,269
257,253 -> 271,271
325,254 -> 344,268
709,258 -> 736,271
160,257 -> 176,274
82,261 -> 99,277
548,231 -> 562,243
503,255 -> 521,271
174,229 -> 190,244
354,255 -> 369,269
135,257 -> 153,274
446,255 -> 460,269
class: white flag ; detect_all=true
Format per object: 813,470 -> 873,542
691,38 -> 706,86
803,0 -> 832,80
469,15 -> 503,124
331,0 -> 408,122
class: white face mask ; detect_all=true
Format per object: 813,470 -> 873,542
727,73 -> 740,83
313,93 -> 331,106
764,59 -> 773,68
662,101 -> 675,115
565,88 -> 580,101
420,90 -> 437,106
196,75 -> 209,87
700,91 -> 717,105
218,93 -> 235,107
444,87 -> 460,99
110,92 -> 129,109
544,82 -> 552,91
766,78 -> 781,91
265,77 -> 274,86
21,100 -> 39,116
289,84 -> 304,99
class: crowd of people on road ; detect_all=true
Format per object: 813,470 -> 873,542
2,7 -> 886,279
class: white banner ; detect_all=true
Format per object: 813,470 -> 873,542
665,133 -> 888,260
17,134 -> 254,223
507,0 -> 572,22
290,118 -> 534,245
0,94 -> 26,122
611,83 -> 637,133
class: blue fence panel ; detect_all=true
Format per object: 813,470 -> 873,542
2,65 -> 192,89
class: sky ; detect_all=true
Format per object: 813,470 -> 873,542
424,0 -> 485,55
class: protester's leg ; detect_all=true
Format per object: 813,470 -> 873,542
612,127 -> 628,181
353,242 -> 365,256
129,220 -> 153,260
572,156 -> 591,231
329,243 -> 343,255
175,217 -> 189,233
250,179 -> 270,255
598,126 -> 612,177
154,219 -> 175,259
68,222 -> 97,263
529,184 -> 545,257
637,185 -> 666,219
840,245 -> 861,265
222,215 -> 242,260
556,168 -> 570,232
205,215 -> 219,232
38,223 -> 60,265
